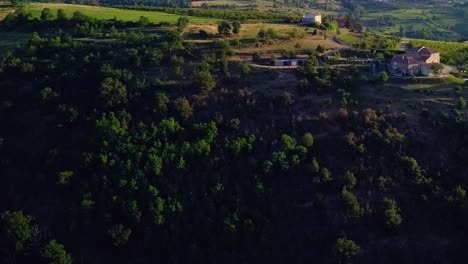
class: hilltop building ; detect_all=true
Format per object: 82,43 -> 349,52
301,13 -> 322,25
390,46 -> 441,76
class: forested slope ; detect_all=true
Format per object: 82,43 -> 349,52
1,7 -> 468,264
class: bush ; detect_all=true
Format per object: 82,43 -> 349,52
341,189 -> 364,218
302,132 -> 314,147
383,197 -> 402,228
42,240 -> 73,264
335,236 -> 360,264
173,97 -> 193,120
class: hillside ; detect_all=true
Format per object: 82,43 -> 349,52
1,2 -> 468,264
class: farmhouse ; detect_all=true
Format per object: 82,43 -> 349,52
301,12 -> 322,25
390,46 -> 441,76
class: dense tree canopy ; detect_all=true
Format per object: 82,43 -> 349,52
1,9 -> 468,264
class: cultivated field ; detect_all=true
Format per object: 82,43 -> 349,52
360,8 -> 466,40
24,3 -> 218,23
404,38 -> 468,54
0,2 -> 13,20
184,23 -> 343,56
191,0 -> 342,15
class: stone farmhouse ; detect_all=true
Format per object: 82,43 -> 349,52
390,46 -> 441,76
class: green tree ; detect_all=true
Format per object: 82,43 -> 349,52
100,77 -> 128,107
344,171 -> 357,189
316,44 -> 325,53
311,158 -> 320,173
177,16 -> 189,33
154,92 -> 170,113
297,78 -> 310,94
341,189 -> 364,217
383,197 -> 402,228
56,9 -> 67,22
1,211 -> 31,251
108,224 -> 132,247
399,25 -> 405,37
335,236 -> 360,264
302,132 -> 314,147
218,21 -> 232,36
194,70 -> 216,95
321,167 -> 333,182
431,64 -> 443,75
380,71 -> 389,82
42,240 -> 73,264
96,112 -> 128,138
71,11 -> 88,23
40,8 -> 53,21
57,170 -> 73,185
173,97 -> 193,120
456,97 -> 466,110
138,16 -> 150,27
41,87 -> 59,103
232,21 -> 241,34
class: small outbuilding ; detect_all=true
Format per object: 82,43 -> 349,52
274,58 -> 308,67
301,12 -> 322,25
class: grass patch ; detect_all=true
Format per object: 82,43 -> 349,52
24,3 -> 217,24
447,75 -> 466,85
337,30 -> 399,49
337,32 -> 361,46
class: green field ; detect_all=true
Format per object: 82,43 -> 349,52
336,32 -> 361,45
361,8 -> 466,40
405,38 -> 468,54
191,0 -> 341,16
24,3 -> 217,23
